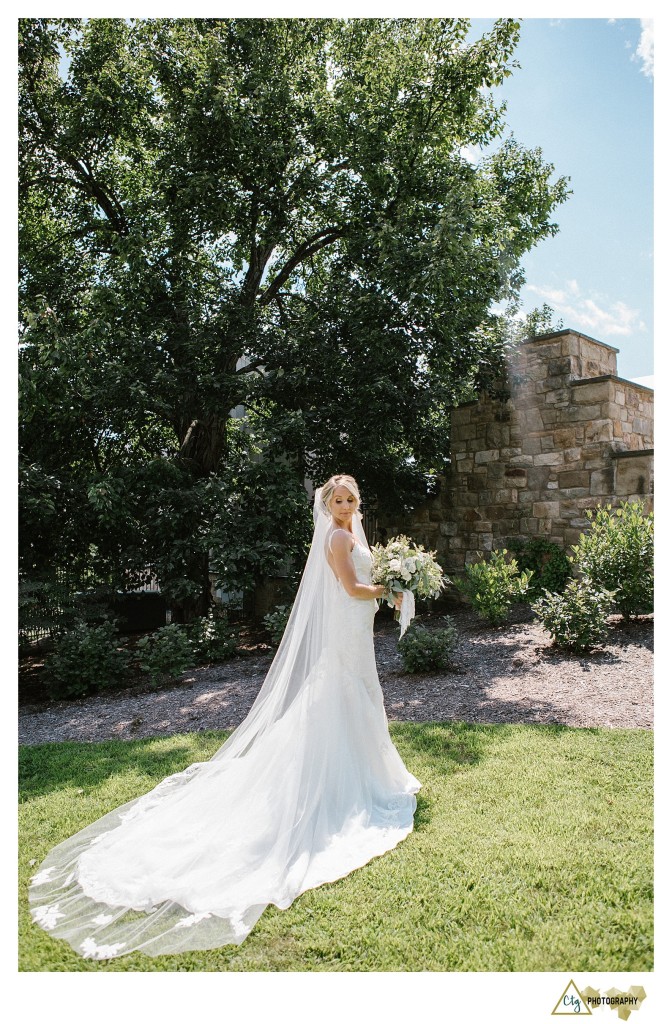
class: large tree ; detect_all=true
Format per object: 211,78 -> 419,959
19,17 -> 569,617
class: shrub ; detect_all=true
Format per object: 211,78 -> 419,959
532,580 -> 615,652
570,500 -> 653,621
455,549 -> 532,625
45,620 -> 131,699
263,604 -> 292,646
398,616 -> 458,673
135,624 -> 194,686
187,613 -> 238,663
506,538 -> 572,599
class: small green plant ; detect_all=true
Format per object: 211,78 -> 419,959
570,500 -> 653,621
506,538 -> 572,599
532,579 -> 615,652
263,604 -> 292,646
135,624 -> 194,686
45,620 -> 131,699
455,549 -> 532,625
187,613 -> 238,663
398,616 -> 458,673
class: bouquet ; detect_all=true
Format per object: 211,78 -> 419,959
370,535 -> 447,636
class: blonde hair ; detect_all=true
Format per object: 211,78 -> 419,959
320,474 -> 361,515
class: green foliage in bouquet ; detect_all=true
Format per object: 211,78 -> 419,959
135,624 -> 194,686
45,620 -> 131,699
398,616 -> 458,673
263,604 -> 293,647
532,579 -> 615,652
569,500 -> 653,621
455,549 -> 532,625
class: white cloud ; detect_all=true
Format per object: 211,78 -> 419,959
632,374 -> 654,389
634,19 -> 653,78
526,282 -> 646,338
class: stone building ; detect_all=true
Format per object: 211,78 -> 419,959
378,328 -> 653,579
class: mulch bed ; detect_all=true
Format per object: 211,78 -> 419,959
18,608 -> 653,746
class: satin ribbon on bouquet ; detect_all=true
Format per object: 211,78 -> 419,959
388,589 -> 415,637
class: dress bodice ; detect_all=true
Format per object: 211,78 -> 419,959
350,540 -> 373,585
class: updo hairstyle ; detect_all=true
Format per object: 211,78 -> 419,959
319,474 -> 361,517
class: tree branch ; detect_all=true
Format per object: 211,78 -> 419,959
257,227 -> 344,307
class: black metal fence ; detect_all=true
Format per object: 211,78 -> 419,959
19,568 -> 164,647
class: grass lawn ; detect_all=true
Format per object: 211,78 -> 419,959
19,722 -> 653,972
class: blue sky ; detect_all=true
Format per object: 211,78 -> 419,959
467,17 -> 653,384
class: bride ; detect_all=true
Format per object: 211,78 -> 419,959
29,474 -> 422,959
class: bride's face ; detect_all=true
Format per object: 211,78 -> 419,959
329,485 -> 358,527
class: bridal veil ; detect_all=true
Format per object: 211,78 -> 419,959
29,485 -> 420,959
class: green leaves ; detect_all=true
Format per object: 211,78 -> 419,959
455,549 -> 532,625
569,500 -> 654,621
398,616 -> 458,673
20,17 -> 570,615
532,580 -> 615,653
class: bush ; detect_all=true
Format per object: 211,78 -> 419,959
263,604 -> 292,646
570,500 -> 653,621
135,624 -> 194,686
187,613 -> 238,663
532,580 -> 615,652
506,538 -> 572,599
45,620 -> 131,699
455,549 -> 532,625
398,616 -> 458,673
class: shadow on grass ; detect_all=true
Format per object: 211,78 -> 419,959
18,730 -> 230,801
21,720 -> 587,806
392,719 -> 576,760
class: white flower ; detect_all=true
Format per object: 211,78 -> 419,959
174,911 -> 212,929
30,867 -> 55,885
399,567 -> 412,582
80,937 -> 125,960
32,903 -> 65,930
92,913 -> 114,926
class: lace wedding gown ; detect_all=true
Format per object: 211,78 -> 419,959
29,531 -> 421,959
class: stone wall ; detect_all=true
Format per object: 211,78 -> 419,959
377,329 -> 653,578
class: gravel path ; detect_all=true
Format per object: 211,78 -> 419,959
18,610 -> 653,746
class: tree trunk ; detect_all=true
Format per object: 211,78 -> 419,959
170,415 -> 229,622
177,413 -> 229,475
170,550 -> 212,624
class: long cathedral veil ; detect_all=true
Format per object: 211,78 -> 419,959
28,481 -> 408,960
209,484 -> 364,760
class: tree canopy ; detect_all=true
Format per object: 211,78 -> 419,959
19,17 -> 570,616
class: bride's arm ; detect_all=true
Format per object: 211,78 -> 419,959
330,531 -> 400,604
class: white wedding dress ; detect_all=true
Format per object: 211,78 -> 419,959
29,495 -> 421,960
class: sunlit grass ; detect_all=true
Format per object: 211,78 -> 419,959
19,723 -> 653,972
